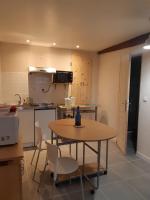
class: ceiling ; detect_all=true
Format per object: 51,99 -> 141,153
0,0 -> 150,51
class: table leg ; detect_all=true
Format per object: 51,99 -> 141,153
82,142 -> 85,175
96,140 -> 101,189
104,140 -> 109,175
82,140 -> 102,191
51,131 -> 54,144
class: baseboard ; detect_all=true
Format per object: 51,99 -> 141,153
136,151 -> 150,163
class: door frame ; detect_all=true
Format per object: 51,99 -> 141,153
116,53 -> 131,154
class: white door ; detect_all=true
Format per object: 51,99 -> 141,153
117,52 -> 131,154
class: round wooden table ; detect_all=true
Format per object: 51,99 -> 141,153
48,118 -> 116,142
48,118 -> 116,190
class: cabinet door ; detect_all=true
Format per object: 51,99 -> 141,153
81,112 -> 95,120
35,109 -> 56,140
18,110 -> 34,147
0,160 -> 22,200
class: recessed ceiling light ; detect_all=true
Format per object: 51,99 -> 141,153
52,42 -> 56,46
143,45 -> 150,50
143,35 -> 150,49
76,45 -> 80,49
26,39 -> 30,43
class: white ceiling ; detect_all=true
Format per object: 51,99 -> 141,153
0,0 -> 150,51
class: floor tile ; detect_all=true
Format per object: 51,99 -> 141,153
130,159 -> 150,174
111,161 -> 144,180
127,175 -> 150,200
22,141 -> 150,200
99,169 -> 123,186
101,182 -> 145,200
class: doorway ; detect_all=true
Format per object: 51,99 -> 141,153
127,55 -> 142,154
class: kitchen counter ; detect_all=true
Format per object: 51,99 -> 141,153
58,104 -> 97,109
17,104 -> 57,111
57,104 -> 97,120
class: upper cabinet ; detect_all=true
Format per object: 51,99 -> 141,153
71,52 -> 92,105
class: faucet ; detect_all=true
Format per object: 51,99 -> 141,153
15,94 -> 22,105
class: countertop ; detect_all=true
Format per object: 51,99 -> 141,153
0,104 -> 97,111
58,104 -> 97,110
17,104 -> 57,111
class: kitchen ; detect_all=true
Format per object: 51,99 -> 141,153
1,0 -> 150,200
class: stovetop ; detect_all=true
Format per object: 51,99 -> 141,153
33,102 -> 57,110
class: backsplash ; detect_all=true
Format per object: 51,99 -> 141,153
28,73 -> 69,104
1,72 -> 28,104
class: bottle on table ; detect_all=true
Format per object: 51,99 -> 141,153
75,106 -> 81,126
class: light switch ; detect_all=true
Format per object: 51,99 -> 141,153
143,96 -> 148,102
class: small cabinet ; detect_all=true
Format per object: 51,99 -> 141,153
35,109 -> 56,140
0,137 -> 23,200
0,160 -> 22,200
18,108 -> 56,147
18,109 -> 34,147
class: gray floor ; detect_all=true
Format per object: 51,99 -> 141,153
23,141 -> 150,200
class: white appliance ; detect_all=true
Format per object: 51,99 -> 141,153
28,66 -> 56,73
0,112 -> 19,146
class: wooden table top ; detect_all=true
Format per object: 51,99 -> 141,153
0,136 -> 23,162
48,119 -> 116,142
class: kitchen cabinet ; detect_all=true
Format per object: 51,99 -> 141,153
18,108 -> 56,147
18,109 -> 34,147
35,109 -> 56,141
0,136 -> 23,200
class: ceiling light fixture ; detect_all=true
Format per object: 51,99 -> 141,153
52,42 -> 56,46
76,45 -> 80,49
143,35 -> 150,49
26,39 -> 30,43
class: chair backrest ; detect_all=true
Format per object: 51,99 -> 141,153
45,141 -> 58,172
35,121 -> 43,147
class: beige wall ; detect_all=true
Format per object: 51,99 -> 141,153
0,42 -> 98,105
97,51 -> 120,128
0,54 -> 2,103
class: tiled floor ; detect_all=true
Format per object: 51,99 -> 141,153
23,141 -> 150,200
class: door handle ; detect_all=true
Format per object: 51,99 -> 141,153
125,100 -> 129,112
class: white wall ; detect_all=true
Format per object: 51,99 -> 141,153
0,42 -> 72,104
0,42 -> 98,105
137,51 -> 150,161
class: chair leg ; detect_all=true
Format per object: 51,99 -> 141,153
51,174 -> 57,200
69,143 -> 72,155
76,142 -> 78,160
79,169 -> 85,200
37,162 -> 47,192
31,148 -> 37,165
32,149 -> 41,181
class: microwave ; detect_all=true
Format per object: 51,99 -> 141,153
53,71 -> 73,83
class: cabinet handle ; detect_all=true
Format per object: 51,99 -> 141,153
0,161 -> 9,166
